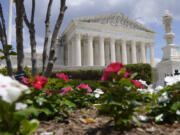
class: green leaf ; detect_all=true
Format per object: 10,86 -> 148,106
4,45 -> 12,51
132,116 -> 141,126
21,119 -> 39,135
9,51 -> 17,55
40,108 -> 52,115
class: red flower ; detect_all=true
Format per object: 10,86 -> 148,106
21,77 -> 31,86
56,73 -> 69,82
101,62 -> 124,81
131,79 -> 144,88
59,87 -> 72,94
32,76 -> 47,90
123,72 -> 132,78
44,90 -> 53,96
76,84 -> 92,93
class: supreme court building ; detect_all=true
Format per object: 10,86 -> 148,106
56,13 -> 156,67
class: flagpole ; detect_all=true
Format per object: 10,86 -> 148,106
7,0 -> 13,45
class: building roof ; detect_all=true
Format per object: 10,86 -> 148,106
73,12 -> 156,33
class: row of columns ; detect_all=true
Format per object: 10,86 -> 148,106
68,33 -> 155,67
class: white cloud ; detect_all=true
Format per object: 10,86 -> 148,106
67,0 -> 94,7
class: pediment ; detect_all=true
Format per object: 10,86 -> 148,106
73,13 -> 156,33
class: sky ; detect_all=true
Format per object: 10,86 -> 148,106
1,0 -> 180,63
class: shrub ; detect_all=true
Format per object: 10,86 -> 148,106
125,63 -> 152,84
52,63 -> 153,84
148,81 -> 180,123
97,62 -> 145,129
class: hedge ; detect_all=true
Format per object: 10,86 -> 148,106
125,63 -> 152,84
0,63 -> 153,84
52,63 -> 153,84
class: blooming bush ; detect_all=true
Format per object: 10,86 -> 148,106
97,62 -> 145,129
0,74 -> 39,134
64,83 -> 95,108
148,81 -> 180,123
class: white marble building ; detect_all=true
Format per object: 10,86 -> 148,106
156,11 -> 180,86
56,13 -> 156,67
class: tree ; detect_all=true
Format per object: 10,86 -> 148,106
42,0 -> 53,73
0,3 -> 13,76
43,0 -> 67,77
15,0 -> 25,73
22,0 -> 37,76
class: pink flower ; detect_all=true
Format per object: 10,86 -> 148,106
123,72 -> 132,78
21,77 -> 31,86
59,87 -> 72,94
101,62 -> 124,81
56,73 -> 69,82
76,84 -> 92,93
131,79 -> 145,88
32,76 -> 47,90
44,90 -> 53,96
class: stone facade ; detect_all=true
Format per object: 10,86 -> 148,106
56,13 -> 156,67
156,10 -> 180,86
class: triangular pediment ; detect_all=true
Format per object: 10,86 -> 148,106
73,13 -> 156,33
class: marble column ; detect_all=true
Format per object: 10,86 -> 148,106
122,39 -> 127,65
110,38 -> 116,63
150,43 -> 155,67
140,42 -> 146,63
68,40 -> 72,66
74,33 -> 81,66
87,35 -> 94,66
131,40 -> 137,64
99,36 -> 105,66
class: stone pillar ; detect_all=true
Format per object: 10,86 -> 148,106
74,33 -> 81,66
150,43 -> 155,67
99,36 -> 105,66
140,42 -> 146,63
131,40 -> 137,64
67,40 -> 72,66
110,38 -> 116,63
122,39 -> 127,65
87,35 -> 94,66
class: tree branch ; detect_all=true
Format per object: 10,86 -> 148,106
22,4 -> 30,28
31,0 -> 35,23
44,0 -> 67,77
0,4 -> 7,40
42,0 -> 53,73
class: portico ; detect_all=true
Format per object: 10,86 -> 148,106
60,13 -> 156,67
67,34 -> 155,66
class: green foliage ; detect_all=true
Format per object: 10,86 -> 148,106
24,78 -> 76,121
64,88 -> 95,108
0,67 -> 8,75
97,71 -> 143,129
52,63 -> 152,84
52,69 -> 104,80
148,82 -> 180,123
0,45 -> 17,60
0,98 -> 39,135
69,79 -> 101,90
125,63 -> 153,84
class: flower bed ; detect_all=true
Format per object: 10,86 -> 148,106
0,62 -> 180,134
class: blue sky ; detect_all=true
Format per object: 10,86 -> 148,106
1,0 -> 180,63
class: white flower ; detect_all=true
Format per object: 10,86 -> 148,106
138,115 -> 149,122
155,113 -> 164,122
93,89 -> 104,98
176,110 -> 180,115
40,132 -> 53,135
155,85 -> 163,93
158,92 -> 169,103
0,74 -> 30,103
138,79 -> 148,87
165,75 -> 180,86
15,102 -> 27,110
